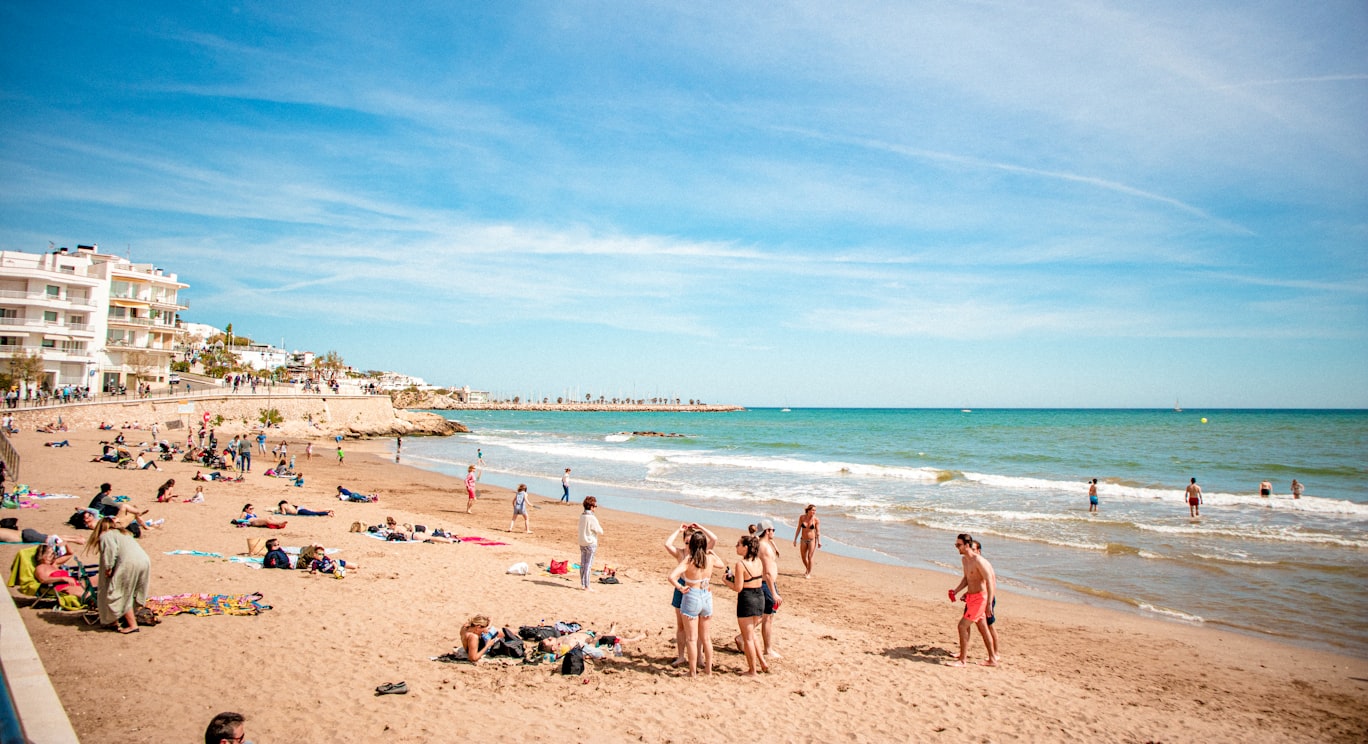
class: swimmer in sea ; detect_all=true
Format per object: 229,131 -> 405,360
1186,478 -> 1203,518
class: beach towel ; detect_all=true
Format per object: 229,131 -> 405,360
143,592 -> 271,618
164,550 -> 225,558
21,493 -> 78,500
461,536 -> 508,547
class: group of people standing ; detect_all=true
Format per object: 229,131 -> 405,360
664,520 -> 784,677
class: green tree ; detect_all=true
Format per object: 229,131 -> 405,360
7,350 -> 44,389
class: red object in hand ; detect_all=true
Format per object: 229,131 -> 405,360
948,589 -> 957,601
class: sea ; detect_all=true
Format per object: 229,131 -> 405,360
396,408 -> 1368,657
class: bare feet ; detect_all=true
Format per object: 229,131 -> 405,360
948,659 -> 968,667
765,649 -> 783,659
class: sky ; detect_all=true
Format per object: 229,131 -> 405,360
1,1 -> 1365,408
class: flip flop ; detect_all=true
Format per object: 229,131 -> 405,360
375,681 -> 408,695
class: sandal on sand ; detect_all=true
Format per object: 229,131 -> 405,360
375,681 -> 408,695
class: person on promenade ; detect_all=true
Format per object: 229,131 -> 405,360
755,519 -> 783,658
948,532 -> 997,667
508,484 -> 532,533
1088,479 -> 1099,513
85,516 -> 150,633
669,529 -> 720,677
465,465 -> 478,513
278,499 -> 334,517
1186,478 -> 1203,517
561,468 -> 571,503
1291,479 -> 1303,499
1259,480 -> 1272,497
667,523 -> 719,666
792,504 -> 821,578
725,533 -> 769,676
578,496 -> 604,591
204,712 -> 247,744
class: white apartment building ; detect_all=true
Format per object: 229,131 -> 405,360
0,244 -> 187,393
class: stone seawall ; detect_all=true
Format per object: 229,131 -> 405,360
9,393 -> 467,439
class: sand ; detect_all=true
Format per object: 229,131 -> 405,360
3,426 -> 1366,743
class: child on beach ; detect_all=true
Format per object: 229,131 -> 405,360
509,484 -> 531,533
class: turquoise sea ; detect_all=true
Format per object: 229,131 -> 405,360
400,408 -> 1368,656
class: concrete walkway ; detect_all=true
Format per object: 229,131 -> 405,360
0,590 -> 80,743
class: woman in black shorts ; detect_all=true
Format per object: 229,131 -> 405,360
725,534 -> 769,676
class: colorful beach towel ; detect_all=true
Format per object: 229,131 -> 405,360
461,536 -> 508,547
143,592 -> 271,618
165,550 -> 224,558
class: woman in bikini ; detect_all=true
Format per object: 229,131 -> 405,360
724,534 -> 769,676
664,523 -> 718,667
234,503 -> 287,529
793,504 -> 821,579
668,529 -> 721,677
33,543 -> 97,596
457,615 -> 498,662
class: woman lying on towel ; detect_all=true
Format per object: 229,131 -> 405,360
336,486 -> 378,503
233,503 -> 287,529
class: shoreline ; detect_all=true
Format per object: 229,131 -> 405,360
4,427 -> 1366,742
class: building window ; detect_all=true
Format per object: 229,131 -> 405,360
0,336 -> 20,347
60,340 -> 86,353
41,339 -> 56,348
0,309 -> 16,319
45,285 -> 60,298
44,311 -> 58,322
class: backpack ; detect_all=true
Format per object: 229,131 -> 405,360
519,625 -> 560,642
560,645 -> 585,675
487,628 -> 525,659
548,560 -> 569,575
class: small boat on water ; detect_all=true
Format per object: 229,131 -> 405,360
1174,399 -> 1183,413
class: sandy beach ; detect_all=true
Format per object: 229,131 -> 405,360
3,425 -> 1366,743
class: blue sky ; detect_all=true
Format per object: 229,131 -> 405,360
2,1 -> 1365,407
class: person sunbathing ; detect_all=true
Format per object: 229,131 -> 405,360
456,615 -> 499,662
233,503 -> 287,529
336,486 -> 378,503
0,526 -> 87,546
537,623 -> 643,658
33,543 -> 97,595
277,500 -> 333,517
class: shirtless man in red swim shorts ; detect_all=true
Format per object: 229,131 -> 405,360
948,533 -> 997,667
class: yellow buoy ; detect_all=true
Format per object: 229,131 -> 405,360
1200,417 -> 1208,424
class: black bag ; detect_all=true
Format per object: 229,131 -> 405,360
0,517 -> 18,530
560,645 -> 585,675
519,625 -> 559,642
487,627 -> 525,658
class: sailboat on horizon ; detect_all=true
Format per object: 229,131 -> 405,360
1173,398 -> 1183,413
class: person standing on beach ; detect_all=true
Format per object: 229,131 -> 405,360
948,533 -> 997,667
755,519 -> 783,658
336,445 -> 344,465
577,496 -> 604,591
1291,479 -> 1303,499
972,539 -> 999,659
465,465 -> 478,513
561,468 -> 571,503
1186,478 -> 1203,517
305,441 -> 313,460
1088,479 -> 1099,513
508,484 -> 531,533
792,505 -> 821,578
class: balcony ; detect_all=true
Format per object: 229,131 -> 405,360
0,290 -> 97,307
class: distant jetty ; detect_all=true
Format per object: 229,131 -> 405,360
390,390 -> 743,413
